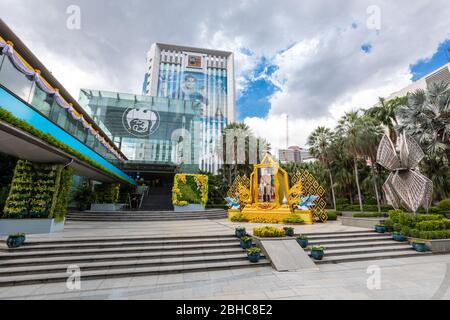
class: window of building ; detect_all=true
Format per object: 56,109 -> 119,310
30,85 -> 53,117
0,55 -> 34,102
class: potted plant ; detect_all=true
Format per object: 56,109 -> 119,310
392,232 -> 407,242
374,224 -> 386,233
283,226 -> 295,237
411,240 -> 428,252
384,220 -> 394,232
235,227 -> 246,238
240,236 -> 253,249
246,247 -> 262,263
309,245 -> 325,260
6,233 -> 26,248
296,234 -> 309,248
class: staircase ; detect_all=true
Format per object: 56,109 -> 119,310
140,186 -> 173,211
0,234 -> 270,287
67,209 -> 227,222
303,230 -> 432,264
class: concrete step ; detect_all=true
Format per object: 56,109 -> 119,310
300,230 -> 373,236
0,253 -> 267,276
1,237 -> 239,252
66,213 -> 227,217
0,247 -> 246,267
305,244 -> 413,256
5,234 -> 236,246
0,259 -> 271,287
67,210 -> 226,216
305,240 -> 408,250
302,232 -> 387,240
315,250 -> 432,264
307,235 -> 393,245
66,216 -> 226,222
0,242 -> 242,260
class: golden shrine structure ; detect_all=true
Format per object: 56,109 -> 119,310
226,153 -> 327,224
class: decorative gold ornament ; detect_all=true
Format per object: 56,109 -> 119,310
291,170 -> 327,223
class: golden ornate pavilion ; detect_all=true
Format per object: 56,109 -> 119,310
227,153 -> 327,224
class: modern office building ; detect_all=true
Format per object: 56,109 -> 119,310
278,146 -> 314,164
387,62 -> 450,99
142,43 -> 235,173
78,89 -> 203,179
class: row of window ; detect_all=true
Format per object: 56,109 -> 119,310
0,54 -> 116,161
159,51 -> 228,69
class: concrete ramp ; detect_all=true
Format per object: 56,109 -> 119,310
258,239 -> 317,271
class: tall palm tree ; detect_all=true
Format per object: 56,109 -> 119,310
356,116 -> 384,212
397,81 -> 450,163
307,127 -> 337,210
365,96 -> 406,142
336,112 -> 365,212
221,122 -> 255,183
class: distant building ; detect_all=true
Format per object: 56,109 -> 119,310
278,146 -> 314,164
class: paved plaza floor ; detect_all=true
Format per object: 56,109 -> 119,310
2,219 -> 450,300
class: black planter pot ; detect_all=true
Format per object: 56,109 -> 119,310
375,225 -> 386,233
385,226 -> 394,233
240,239 -> 252,249
6,235 -> 26,248
247,253 -> 261,263
392,234 -> 407,242
284,229 -> 294,237
235,229 -> 246,238
310,249 -> 324,260
413,243 -> 428,252
296,239 -> 308,248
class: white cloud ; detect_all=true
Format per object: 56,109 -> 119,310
2,0 -> 450,153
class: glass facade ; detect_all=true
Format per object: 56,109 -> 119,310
78,90 -> 202,170
152,54 -> 230,173
0,52 -> 119,162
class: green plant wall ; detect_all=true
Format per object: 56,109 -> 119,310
2,160 -> 73,220
94,183 -> 120,204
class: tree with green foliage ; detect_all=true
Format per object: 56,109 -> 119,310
397,82 -> 450,163
307,126 -> 337,210
365,96 -> 406,143
336,111 -> 366,212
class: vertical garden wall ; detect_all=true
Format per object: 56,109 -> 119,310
2,160 -> 73,221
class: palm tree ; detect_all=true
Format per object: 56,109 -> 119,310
356,116 -> 384,212
307,127 -> 337,210
365,96 -> 406,143
336,112 -> 365,212
397,82 -> 450,163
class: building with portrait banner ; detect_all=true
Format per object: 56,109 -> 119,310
142,43 -> 236,173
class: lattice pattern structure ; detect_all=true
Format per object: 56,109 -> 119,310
291,170 -> 327,223
227,175 -> 251,209
377,133 -> 433,212
287,172 -> 303,209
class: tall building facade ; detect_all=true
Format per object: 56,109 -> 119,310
143,43 -> 235,173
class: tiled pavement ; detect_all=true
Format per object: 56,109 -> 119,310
2,219 -> 450,300
1,254 -> 450,300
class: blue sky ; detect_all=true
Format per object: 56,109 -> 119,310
236,56 -> 279,121
237,38 -> 450,121
410,39 -> 450,81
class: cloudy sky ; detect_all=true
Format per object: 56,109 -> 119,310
1,0 -> 450,153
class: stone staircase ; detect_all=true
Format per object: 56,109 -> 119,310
0,234 -> 270,287
303,230 -> 432,264
140,186 -> 173,211
66,209 -> 227,222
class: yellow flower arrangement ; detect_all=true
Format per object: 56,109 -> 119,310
172,174 -> 208,206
